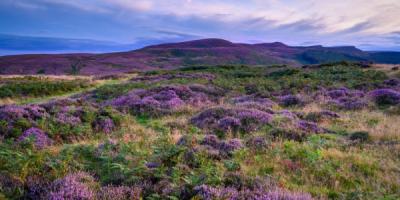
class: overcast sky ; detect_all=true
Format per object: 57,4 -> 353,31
1,0 -> 400,50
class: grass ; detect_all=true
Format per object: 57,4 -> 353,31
0,74 -> 135,105
0,63 -> 400,199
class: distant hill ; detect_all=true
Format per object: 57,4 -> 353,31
0,38 -> 399,75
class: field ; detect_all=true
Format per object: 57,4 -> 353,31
0,62 -> 400,200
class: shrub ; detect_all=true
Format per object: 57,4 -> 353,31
98,186 -> 141,200
199,135 -> 243,158
93,117 -> 115,134
0,104 -> 48,137
349,131 -> 370,142
17,127 -> 52,149
369,89 -> 400,106
328,97 -> 368,110
109,85 -> 219,117
278,95 -> 303,107
297,120 -> 322,133
191,107 -> 272,134
194,184 -> 312,200
47,172 -> 97,200
383,79 -> 400,86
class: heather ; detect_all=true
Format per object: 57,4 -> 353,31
0,62 -> 400,199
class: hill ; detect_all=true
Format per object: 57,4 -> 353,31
0,38 -> 399,75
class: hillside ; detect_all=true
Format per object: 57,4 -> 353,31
0,38 -> 399,75
1,63 -> 400,199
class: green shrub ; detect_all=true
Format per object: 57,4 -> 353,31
349,131 -> 370,142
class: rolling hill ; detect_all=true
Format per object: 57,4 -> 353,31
0,38 -> 399,75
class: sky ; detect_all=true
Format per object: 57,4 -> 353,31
1,0 -> 400,51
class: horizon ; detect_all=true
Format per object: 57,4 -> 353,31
0,36 -> 399,56
1,0 -> 400,55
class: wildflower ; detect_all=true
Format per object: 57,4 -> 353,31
17,127 -> 52,149
47,172 -> 96,200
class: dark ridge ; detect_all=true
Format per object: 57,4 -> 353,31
144,38 -> 236,49
1,38 -> 400,75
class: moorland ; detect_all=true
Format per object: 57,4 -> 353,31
1,60 -> 400,199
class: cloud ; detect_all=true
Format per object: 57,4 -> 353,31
1,0 -> 400,50
106,0 -> 153,11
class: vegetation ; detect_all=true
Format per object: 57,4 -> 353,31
0,76 -> 93,99
0,62 -> 400,199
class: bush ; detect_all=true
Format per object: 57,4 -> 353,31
369,89 -> 400,106
278,95 -> 303,107
349,131 -> 370,142
191,107 -> 272,134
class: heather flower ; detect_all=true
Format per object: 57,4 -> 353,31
55,112 -> 81,126
189,84 -> 223,97
93,117 -> 115,134
187,92 -> 212,107
25,176 -> 50,200
325,88 -> 365,100
200,135 -> 220,148
194,185 -> 312,200
328,97 -> 368,110
0,104 -> 48,124
106,90 -> 141,112
383,78 -> 400,86
109,84 -> 220,117
145,162 -> 161,169
0,173 -> 24,196
98,186 -> 141,200
191,107 -> 272,133
24,104 -> 48,119
276,110 -> 298,120
236,109 -> 272,132
326,88 -> 349,99
297,120 -> 322,133
218,139 -> 243,154
369,88 -> 400,105
194,185 -> 238,200
17,127 -> 52,149
217,117 -> 241,132
164,97 -> 185,109
47,172 -> 97,200
129,96 -> 165,117
0,105 -> 29,121
200,135 -> 243,157
152,89 -> 179,101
